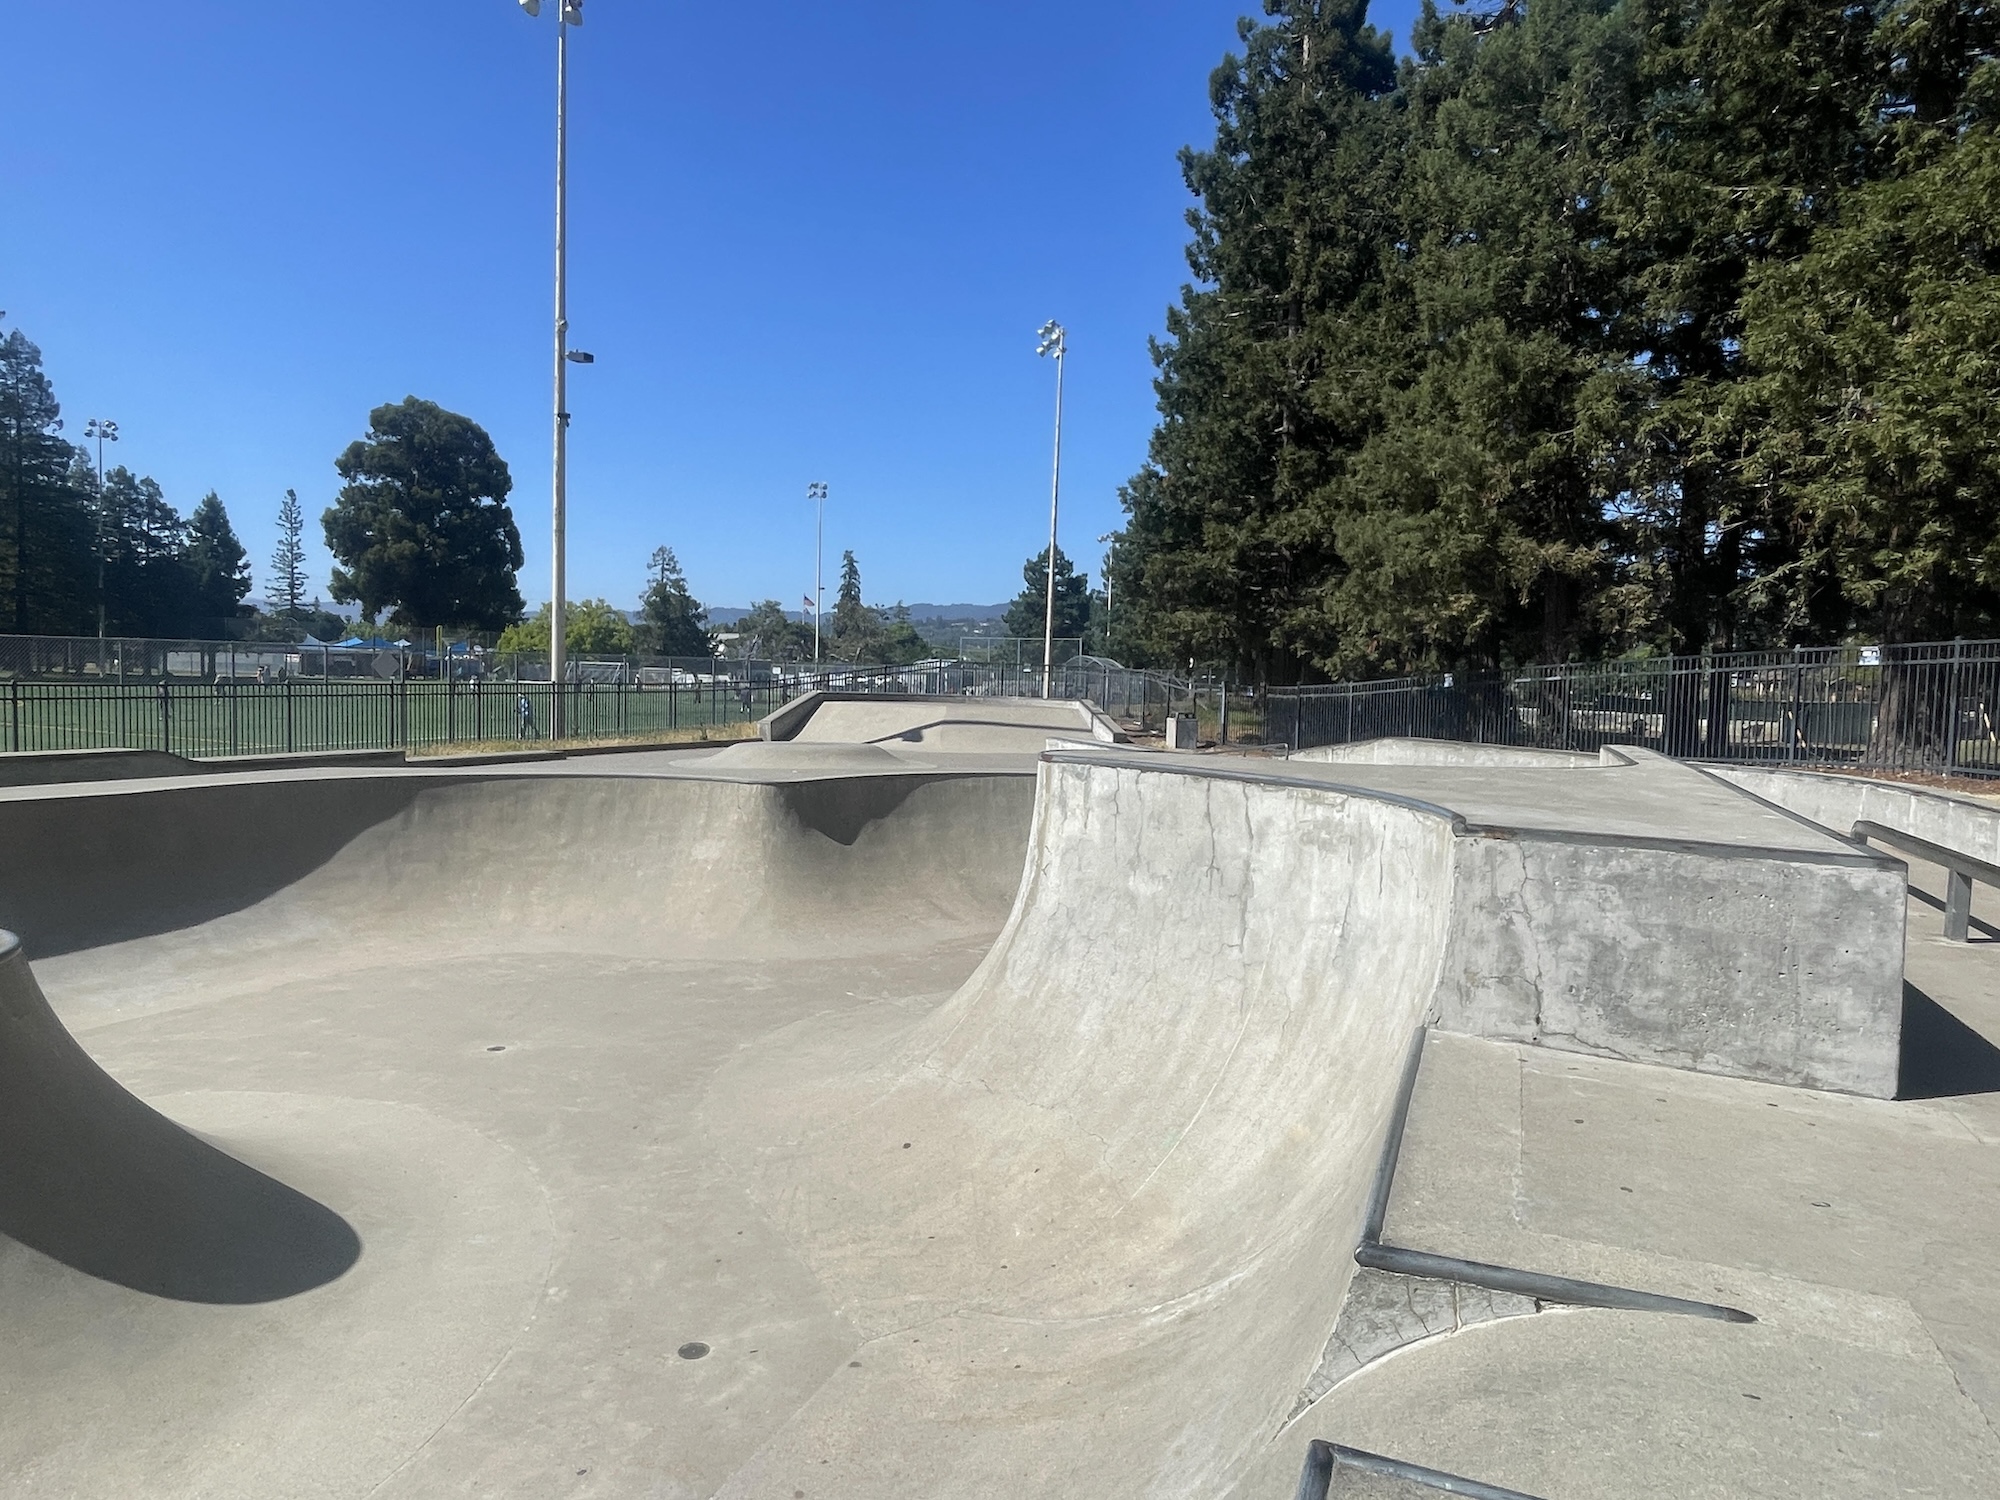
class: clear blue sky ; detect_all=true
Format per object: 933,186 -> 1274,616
3,1 -> 1425,615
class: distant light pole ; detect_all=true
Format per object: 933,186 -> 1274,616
807,481 -> 828,663
1036,320 -> 1067,699
1097,530 -> 1117,653
519,0 -> 589,734
84,418 -> 118,640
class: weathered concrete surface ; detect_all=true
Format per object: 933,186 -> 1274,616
1294,737 -> 1602,770
1706,761 -> 2000,862
0,746 -> 411,787
0,754 -> 1460,1498
1438,828 -> 1906,1094
700,759 -> 1459,1497
0,736 -> 1970,1496
1058,749 -> 1908,1096
0,747 -> 201,786
1289,1267 -> 1538,1421
1252,1009 -> 2000,1499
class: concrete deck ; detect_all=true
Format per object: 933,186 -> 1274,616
0,719 -> 1992,1497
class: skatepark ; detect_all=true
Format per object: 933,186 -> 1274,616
1,696 -> 1997,1497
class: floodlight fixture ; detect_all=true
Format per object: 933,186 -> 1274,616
566,350 -> 595,364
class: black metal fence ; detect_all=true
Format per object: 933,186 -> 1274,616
1265,641 -> 2000,776
0,665 -> 1008,758
0,657 -> 1221,758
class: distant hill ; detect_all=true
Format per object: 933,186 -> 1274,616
704,602 -> 1008,627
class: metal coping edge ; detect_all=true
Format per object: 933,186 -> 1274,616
1296,1440 -> 1551,1500
1356,1243 -> 1757,1324
1361,1028 -> 1429,1245
1351,1022 -> 1756,1325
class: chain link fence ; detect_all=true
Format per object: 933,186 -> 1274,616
1265,641 -> 2000,776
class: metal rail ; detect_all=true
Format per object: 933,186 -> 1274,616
1852,819 -> 2000,942
1354,1025 -> 1754,1324
1294,1440 -> 1550,1500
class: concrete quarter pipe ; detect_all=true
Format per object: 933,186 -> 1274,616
0,709 -> 1985,1497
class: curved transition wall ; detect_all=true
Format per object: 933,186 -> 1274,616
704,758 -> 1459,1495
0,745 -> 1910,1495
0,772 -> 1033,1017
0,756 -> 1460,1496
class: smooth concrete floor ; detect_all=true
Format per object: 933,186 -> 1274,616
1250,857 -> 2000,1499
3,941 -> 992,1499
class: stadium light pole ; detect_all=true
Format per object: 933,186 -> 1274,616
520,0 -> 588,735
84,418 -> 118,641
807,482 -> 828,664
1036,320 -> 1067,699
1097,530 -> 1117,652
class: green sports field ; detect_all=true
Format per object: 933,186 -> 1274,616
1,678 -> 788,758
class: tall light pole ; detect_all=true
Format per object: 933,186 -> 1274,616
807,482 -> 828,664
1036,320 -> 1067,699
1097,530 -> 1117,655
84,418 -> 118,641
520,0 -> 589,735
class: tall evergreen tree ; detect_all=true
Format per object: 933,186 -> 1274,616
1121,0 -> 1401,680
323,397 -> 523,631
1004,545 -> 1091,641
833,550 -> 866,641
636,545 -> 710,657
270,489 -> 309,618
185,492 -> 252,624
98,467 -> 197,637
0,326 -> 94,635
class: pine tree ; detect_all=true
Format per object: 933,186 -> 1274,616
185,492 -> 252,625
0,325 -> 94,635
1004,545 -> 1090,642
834,551 -> 866,642
636,545 -> 710,657
270,489 -> 309,618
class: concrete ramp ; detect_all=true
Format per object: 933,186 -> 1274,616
760,692 -> 1123,752
705,757 -> 1459,1495
0,930 -> 358,1303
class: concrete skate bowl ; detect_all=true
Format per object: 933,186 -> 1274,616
0,753 -> 1466,1497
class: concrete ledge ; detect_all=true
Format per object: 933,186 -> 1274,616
1043,747 -> 1905,1097
0,748 -> 198,787
1294,737 -> 1603,769
193,749 -> 409,773
1703,763 -> 2000,865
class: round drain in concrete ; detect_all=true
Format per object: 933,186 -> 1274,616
677,1342 -> 710,1360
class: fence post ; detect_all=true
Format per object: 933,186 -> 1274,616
285,678 -> 295,754
1788,645 -> 1802,764
1948,637 -> 1965,772
9,678 -> 17,753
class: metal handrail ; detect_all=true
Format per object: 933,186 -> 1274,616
1852,819 -> 1999,941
